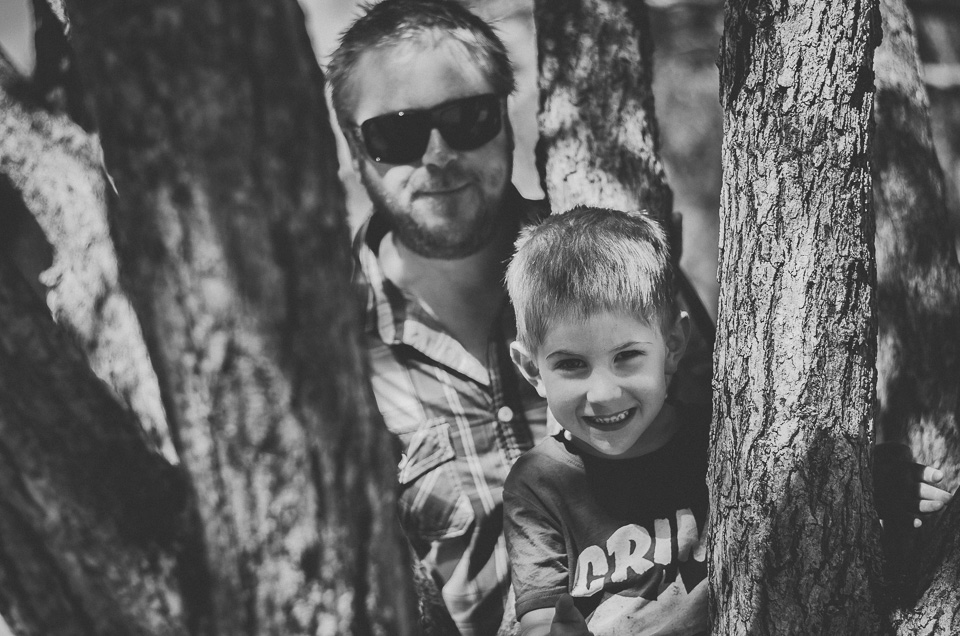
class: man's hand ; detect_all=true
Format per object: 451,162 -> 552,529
874,442 -> 953,527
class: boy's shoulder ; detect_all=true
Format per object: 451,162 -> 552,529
505,435 -> 584,494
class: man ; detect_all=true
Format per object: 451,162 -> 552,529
326,1 -> 713,633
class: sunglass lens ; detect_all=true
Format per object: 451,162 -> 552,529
361,111 -> 430,164
436,95 -> 502,151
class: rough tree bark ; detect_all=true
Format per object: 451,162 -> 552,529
0,252 -> 187,636
710,0 -> 888,633
0,0 -> 416,633
0,35 -> 188,636
893,491 -> 960,633
534,0 -> 672,220
0,1 -> 173,462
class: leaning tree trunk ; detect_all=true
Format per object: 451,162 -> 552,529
0,31 -> 189,636
874,0 -> 960,493
872,0 -> 960,606
0,1 -> 173,463
893,493 -> 960,634
0,237 -> 186,635
0,0 -> 417,633
534,0 -> 672,220
710,0 -> 887,633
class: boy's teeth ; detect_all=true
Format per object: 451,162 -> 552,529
592,410 -> 630,425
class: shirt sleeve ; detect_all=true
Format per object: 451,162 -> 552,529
504,466 -> 570,619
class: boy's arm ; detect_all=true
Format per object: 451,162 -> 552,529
504,459 -> 573,632
874,442 -> 953,527
520,595 -> 592,636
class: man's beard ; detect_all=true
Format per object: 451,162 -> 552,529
387,205 -> 502,259
361,171 -> 510,259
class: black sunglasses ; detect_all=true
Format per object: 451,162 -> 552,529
358,93 -> 503,164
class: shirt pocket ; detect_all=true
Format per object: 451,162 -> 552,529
397,420 -> 475,543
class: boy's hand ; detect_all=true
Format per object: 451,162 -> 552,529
550,595 -> 592,636
874,442 -> 953,527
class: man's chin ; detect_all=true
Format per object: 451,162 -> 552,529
397,232 -> 489,259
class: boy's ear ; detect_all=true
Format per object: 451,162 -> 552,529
510,342 -> 546,398
664,311 -> 691,376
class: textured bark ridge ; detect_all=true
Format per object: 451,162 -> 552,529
0,8 -> 172,462
894,495 -> 960,634
711,1 -> 887,633
25,0 -> 415,634
0,256 -> 187,635
534,0 -> 672,221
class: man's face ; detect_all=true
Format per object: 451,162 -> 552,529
345,40 -> 513,259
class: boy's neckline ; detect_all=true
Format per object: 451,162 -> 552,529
562,401 -> 682,461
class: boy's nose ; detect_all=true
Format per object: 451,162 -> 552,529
586,371 -> 623,404
422,128 -> 456,168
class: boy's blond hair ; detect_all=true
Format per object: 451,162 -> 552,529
506,206 -> 676,352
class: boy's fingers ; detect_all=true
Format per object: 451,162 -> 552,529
918,482 -> 953,504
920,465 -> 944,485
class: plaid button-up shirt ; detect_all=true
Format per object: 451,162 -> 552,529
353,191 -> 549,636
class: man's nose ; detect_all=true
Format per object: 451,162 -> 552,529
422,128 -> 456,168
586,370 -> 623,404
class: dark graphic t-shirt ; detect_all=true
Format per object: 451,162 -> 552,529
504,402 -> 710,635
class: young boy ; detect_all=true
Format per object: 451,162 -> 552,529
504,207 -> 709,636
502,207 -> 954,636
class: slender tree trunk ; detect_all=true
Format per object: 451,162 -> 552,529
534,0 -> 672,220
875,0 -> 960,488
872,0 -> 960,604
1,34 -> 188,636
892,494 -> 960,634
1,1 -> 173,462
0,244 -> 187,635
710,1 -> 887,633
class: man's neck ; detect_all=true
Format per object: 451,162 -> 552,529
379,223 -> 517,363
382,232 -> 508,293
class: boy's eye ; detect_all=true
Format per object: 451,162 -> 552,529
615,349 -> 644,363
553,358 -> 585,371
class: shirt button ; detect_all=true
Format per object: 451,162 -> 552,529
497,406 -> 514,423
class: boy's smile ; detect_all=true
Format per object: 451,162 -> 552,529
513,310 -> 688,459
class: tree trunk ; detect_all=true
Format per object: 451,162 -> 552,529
0,245 -> 187,635
0,1 -> 173,463
872,0 -> 960,605
892,494 -> 960,634
534,0 -> 672,220
875,0 -> 960,487
0,0 -> 417,633
1,36 -> 188,636
710,0 -> 887,633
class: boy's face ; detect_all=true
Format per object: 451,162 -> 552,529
512,310 -> 689,459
